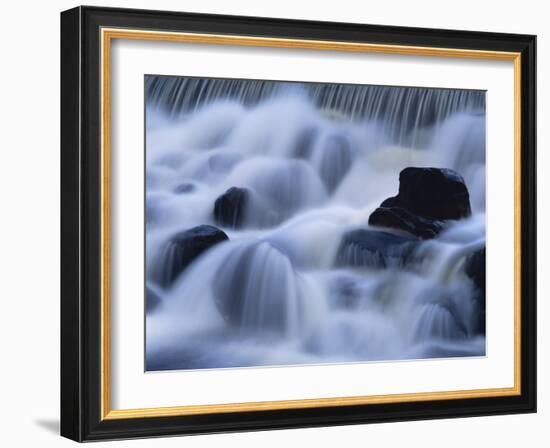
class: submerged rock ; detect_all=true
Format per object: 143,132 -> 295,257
368,206 -> 445,239
213,187 -> 250,229
212,242 -> 304,335
293,126 -> 318,159
335,229 -> 418,269
413,301 -> 468,342
219,160 -> 326,229
317,135 -> 353,192
207,152 -> 242,173
465,247 -> 486,333
381,167 -> 471,221
369,167 -> 471,238
154,225 -> 229,287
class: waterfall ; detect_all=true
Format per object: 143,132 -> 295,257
146,76 -> 485,149
145,75 -> 486,371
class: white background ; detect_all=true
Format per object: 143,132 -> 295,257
0,0 -> 547,446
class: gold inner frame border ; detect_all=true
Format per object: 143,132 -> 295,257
99,27 -> 522,421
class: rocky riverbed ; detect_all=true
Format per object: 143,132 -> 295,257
145,77 -> 486,371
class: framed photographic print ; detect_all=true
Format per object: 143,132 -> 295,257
60,6 -> 537,442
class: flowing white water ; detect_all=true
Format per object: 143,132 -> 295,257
145,78 -> 486,371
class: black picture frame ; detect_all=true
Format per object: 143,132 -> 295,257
61,5 -> 536,442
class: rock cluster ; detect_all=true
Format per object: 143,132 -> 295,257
150,167 -> 484,337
337,167 -> 478,273
369,167 -> 471,239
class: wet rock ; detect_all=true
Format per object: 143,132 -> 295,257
465,247 -> 486,333
154,225 -> 229,287
369,167 -> 471,239
335,229 -> 418,269
213,187 -> 250,229
368,206 -> 445,239
381,167 -> 471,221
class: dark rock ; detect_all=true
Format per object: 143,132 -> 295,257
368,206 -> 445,239
173,182 -> 195,194
381,167 -> 471,221
368,167 -> 471,239
465,247 -> 486,334
335,229 -> 418,269
154,225 -> 229,287
213,187 -> 249,229
146,285 -> 162,312
318,135 -> 353,192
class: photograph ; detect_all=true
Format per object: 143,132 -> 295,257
57,4 -> 538,442
144,75 -> 487,371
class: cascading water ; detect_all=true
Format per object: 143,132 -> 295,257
145,75 -> 486,371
